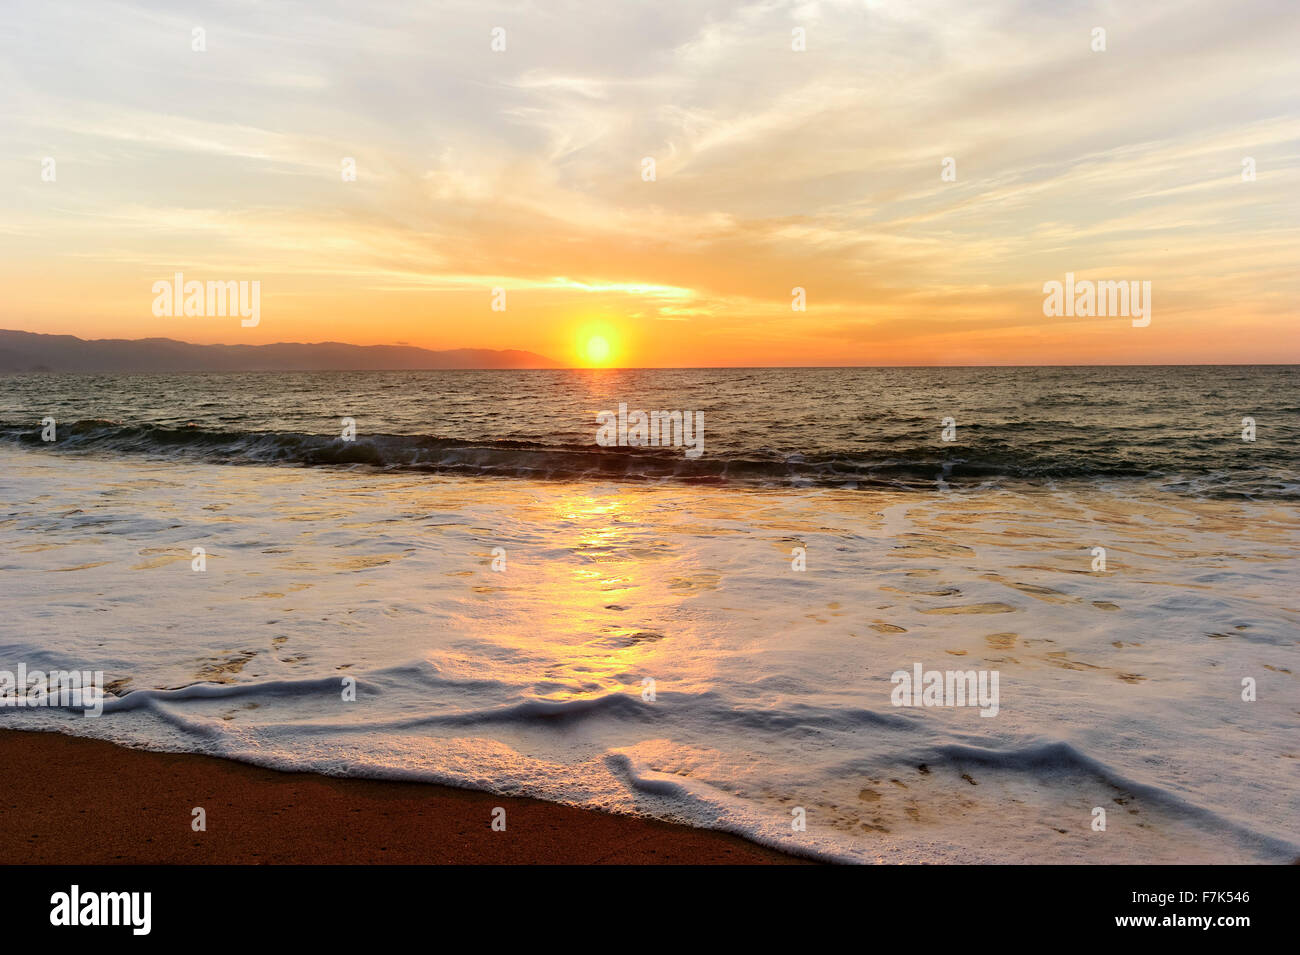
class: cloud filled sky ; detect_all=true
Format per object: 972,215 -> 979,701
1,0 -> 1297,365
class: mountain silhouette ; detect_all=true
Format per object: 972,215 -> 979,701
0,330 -> 562,372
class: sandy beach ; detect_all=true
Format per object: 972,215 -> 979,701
0,729 -> 807,864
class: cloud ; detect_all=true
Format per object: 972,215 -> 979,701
1,0 -> 1297,362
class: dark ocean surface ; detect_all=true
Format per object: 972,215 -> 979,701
1,366 -> 1295,496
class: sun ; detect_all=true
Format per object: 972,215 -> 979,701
583,335 -> 612,365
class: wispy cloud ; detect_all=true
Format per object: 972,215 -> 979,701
1,0 -> 1296,364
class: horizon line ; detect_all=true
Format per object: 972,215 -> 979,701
3,330 -> 1297,371
4,364 -> 1297,372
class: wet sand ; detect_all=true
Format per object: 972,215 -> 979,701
0,729 -> 810,864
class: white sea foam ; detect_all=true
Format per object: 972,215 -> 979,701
1,445 -> 1297,863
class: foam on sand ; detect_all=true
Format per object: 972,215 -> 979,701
1,445 -> 1296,863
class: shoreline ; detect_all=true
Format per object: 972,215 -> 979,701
2,447 -> 1295,863
0,729 -> 814,865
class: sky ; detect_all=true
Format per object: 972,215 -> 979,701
1,0 -> 1298,366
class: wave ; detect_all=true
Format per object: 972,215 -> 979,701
2,418 -> 1296,497
927,740 -> 1300,861
9,691 -> 1296,864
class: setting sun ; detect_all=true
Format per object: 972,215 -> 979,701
583,336 -> 612,366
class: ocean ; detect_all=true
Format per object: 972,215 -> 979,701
1,366 -> 1298,494
1,366 -> 1297,862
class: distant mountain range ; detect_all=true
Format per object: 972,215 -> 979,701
0,330 -> 562,372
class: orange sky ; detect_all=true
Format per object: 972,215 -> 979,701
3,0 -> 1298,366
